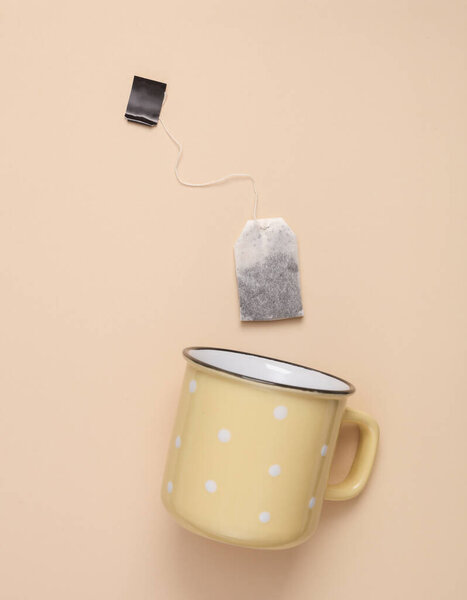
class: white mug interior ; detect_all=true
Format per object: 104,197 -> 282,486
184,347 -> 354,394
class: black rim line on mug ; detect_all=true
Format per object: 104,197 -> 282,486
183,347 -> 356,396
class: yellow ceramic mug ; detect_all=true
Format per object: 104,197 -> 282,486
162,347 -> 379,550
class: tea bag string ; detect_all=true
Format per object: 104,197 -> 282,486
158,108 -> 259,221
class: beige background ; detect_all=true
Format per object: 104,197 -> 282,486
1,1 -> 466,598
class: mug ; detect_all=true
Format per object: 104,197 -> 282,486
162,347 -> 379,550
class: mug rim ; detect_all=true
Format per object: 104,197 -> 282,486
183,346 -> 356,395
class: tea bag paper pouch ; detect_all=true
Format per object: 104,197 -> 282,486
235,218 -> 304,321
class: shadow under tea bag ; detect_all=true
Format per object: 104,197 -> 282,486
235,218 -> 304,321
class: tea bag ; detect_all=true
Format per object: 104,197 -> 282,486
125,77 -> 305,322
235,218 -> 304,321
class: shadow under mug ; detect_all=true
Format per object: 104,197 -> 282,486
162,347 -> 379,550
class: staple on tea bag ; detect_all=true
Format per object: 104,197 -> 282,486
235,218 -> 304,321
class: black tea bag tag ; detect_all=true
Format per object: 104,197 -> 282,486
125,76 -> 167,126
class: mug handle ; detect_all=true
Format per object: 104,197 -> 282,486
325,407 -> 379,501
